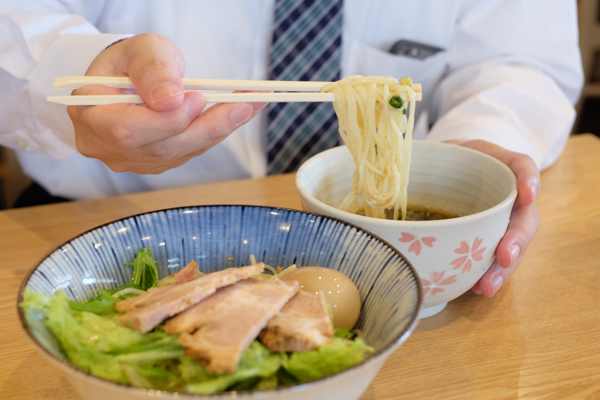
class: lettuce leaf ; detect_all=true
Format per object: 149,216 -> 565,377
43,291 -> 128,383
21,290 -> 183,384
283,337 -> 373,383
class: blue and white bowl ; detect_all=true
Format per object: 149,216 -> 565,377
18,205 -> 422,400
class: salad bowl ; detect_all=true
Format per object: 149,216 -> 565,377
18,205 -> 422,400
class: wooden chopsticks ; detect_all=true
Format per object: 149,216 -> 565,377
47,76 -> 422,106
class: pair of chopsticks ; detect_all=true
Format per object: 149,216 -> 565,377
47,76 -> 422,106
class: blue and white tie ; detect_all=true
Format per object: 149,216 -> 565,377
266,0 -> 343,175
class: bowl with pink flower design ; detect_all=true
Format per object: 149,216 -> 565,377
296,141 -> 518,318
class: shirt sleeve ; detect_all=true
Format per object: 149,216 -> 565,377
0,6 -> 130,159
427,0 -> 584,171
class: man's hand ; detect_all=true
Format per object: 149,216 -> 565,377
67,33 -> 267,174
449,140 -> 541,297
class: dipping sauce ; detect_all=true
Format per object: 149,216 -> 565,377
282,267 -> 361,330
361,205 -> 461,221
402,205 -> 460,221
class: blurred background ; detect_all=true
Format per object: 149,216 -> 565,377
0,0 -> 599,210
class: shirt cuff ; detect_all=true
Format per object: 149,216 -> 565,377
28,33 -> 132,159
426,115 -> 558,170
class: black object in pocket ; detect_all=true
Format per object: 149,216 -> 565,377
389,40 -> 443,60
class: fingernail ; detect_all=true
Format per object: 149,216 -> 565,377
528,180 -> 539,200
152,81 -> 182,103
230,103 -> 253,127
509,244 -> 520,264
491,274 -> 504,295
251,102 -> 269,113
187,93 -> 205,117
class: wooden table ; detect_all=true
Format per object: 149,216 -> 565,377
1,134 -> 599,399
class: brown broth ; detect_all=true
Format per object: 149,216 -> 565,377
402,205 -> 460,221
358,205 -> 461,221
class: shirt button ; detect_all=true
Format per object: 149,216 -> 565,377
15,137 -> 28,149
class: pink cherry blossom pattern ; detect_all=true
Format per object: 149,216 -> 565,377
451,237 -> 486,273
398,232 -> 436,256
421,271 -> 458,296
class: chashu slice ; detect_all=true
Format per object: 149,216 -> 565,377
116,263 -> 264,332
172,260 -> 200,284
166,279 -> 299,374
259,290 -> 333,352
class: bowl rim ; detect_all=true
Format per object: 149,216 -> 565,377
17,204 -> 423,398
296,141 -> 519,226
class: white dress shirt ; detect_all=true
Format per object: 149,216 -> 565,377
0,0 -> 583,200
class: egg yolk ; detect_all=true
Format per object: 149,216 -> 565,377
282,266 -> 361,330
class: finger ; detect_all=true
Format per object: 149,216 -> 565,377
128,35 -> 186,111
458,140 -> 540,205
79,91 -> 205,151
495,201 -> 540,269
96,154 -> 194,175
88,33 -> 186,112
132,101 -> 260,163
472,202 -> 539,297
70,90 -> 206,162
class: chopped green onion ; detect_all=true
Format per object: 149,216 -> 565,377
399,77 -> 413,86
389,95 -> 403,109
403,109 -> 406,115
374,144 -> 378,155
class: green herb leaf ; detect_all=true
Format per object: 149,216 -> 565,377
126,248 -> 159,290
68,289 -> 119,315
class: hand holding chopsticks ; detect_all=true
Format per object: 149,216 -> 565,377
47,76 -> 423,106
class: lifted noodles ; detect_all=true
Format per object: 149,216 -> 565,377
322,75 -> 416,220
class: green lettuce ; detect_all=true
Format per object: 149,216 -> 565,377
21,290 -> 184,385
43,291 -> 128,383
283,337 -> 374,383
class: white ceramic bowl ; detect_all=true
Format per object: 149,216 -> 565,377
19,205 -> 422,400
296,141 -> 517,318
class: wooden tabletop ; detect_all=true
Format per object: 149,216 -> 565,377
1,134 -> 599,399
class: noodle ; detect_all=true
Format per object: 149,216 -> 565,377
322,75 -> 416,220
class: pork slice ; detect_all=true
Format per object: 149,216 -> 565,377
173,260 -> 200,284
172,279 -> 299,374
259,290 -> 333,352
116,263 -> 264,332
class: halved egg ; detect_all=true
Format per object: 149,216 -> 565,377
283,266 -> 361,330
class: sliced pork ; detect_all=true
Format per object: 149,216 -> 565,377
172,260 -> 200,284
116,263 -> 264,332
259,290 -> 333,352
167,279 -> 299,374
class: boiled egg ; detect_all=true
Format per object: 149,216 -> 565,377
283,266 -> 361,330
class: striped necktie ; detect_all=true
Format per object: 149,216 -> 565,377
266,0 -> 343,175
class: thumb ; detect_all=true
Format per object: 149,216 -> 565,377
123,33 -> 186,112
